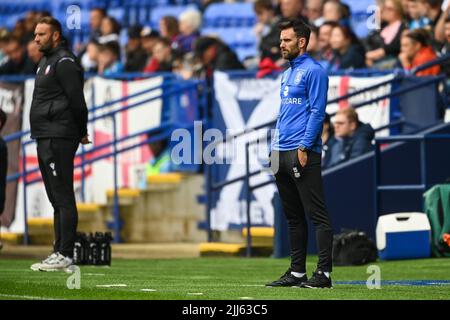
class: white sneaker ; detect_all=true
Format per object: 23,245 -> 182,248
38,253 -> 73,272
30,252 -> 58,271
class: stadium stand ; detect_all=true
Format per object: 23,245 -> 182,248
0,0 -> 449,260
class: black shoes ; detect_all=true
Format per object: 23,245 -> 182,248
300,270 -> 333,289
266,268 -> 308,287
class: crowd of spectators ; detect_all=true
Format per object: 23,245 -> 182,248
0,0 -> 448,79
0,0 -> 449,170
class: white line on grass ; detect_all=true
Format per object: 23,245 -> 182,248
96,284 -> 128,288
0,294 -> 63,300
140,289 -> 157,292
239,297 -> 255,300
187,293 -> 204,296
240,284 -> 265,287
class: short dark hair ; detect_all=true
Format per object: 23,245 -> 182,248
6,35 -> 24,47
91,7 -> 107,16
37,16 -> 62,35
423,0 -> 442,8
404,28 -> 430,47
254,0 -> 274,13
445,16 -> 450,24
0,108 -> 7,131
278,19 -> 311,47
320,20 -> 340,29
99,41 -> 121,58
155,37 -> 172,48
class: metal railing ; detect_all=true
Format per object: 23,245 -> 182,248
205,58 -> 449,256
4,74 -> 206,244
373,133 -> 450,227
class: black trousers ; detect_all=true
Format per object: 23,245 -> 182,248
271,150 -> 333,273
37,138 -> 79,258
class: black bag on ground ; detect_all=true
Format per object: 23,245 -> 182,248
332,229 -> 378,266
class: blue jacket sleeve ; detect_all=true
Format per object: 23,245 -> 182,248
299,67 -> 329,150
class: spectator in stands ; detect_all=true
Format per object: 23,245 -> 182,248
419,0 -> 444,32
322,0 -> 345,23
23,11 -> 39,43
98,16 -> 120,44
280,0 -> 308,21
365,0 -> 407,68
26,40 -> 43,65
321,113 -> 334,166
125,25 -> 148,72
11,18 -> 26,39
90,8 -> 107,42
398,28 -> 441,75
173,10 -> 202,54
328,24 -> 366,70
318,21 -> 339,62
253,0 -> 283,67
306,0 -> 325,26
141,27 -> 161,71
97,41 -> 124,75
402,0 -> 413,22
193,36 -> 244,78
323,108 -> 374,168
0,108 -> 7,251
407,0 -> 431,30
81,40 -> 100,73
159,16 -> 180,44
307,25 -> 322,60
143,38 -> 176,73
0,36 -> 36,75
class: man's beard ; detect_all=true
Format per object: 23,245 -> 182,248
38,40 -> 54,54
283,49 -> 300,61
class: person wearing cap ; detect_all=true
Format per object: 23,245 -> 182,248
125,25 -> 148,72
141,27 -> 160,72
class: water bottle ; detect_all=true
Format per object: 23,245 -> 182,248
88,233 -> 98,265
104,232 -> 113,266
73,232 -> 84,265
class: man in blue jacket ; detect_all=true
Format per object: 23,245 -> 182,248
267,19 -> 333,289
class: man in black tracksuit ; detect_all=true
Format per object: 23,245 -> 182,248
29,17 -> 89,272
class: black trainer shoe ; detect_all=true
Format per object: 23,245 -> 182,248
265,268 -> 308,287
300,270 -> 333,289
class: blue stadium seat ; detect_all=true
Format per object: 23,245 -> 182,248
108,7 -> 126,22
203,2 -> 256,28
351,12 -> 371,39
201,27 -> 256,47
149,5 -> 198,30
235,46 -> 258,61
342,0 -> 376,13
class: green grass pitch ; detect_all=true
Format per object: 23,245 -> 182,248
0,256 -> 449,300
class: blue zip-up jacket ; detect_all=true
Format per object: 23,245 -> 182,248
272,53 -> 329,153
